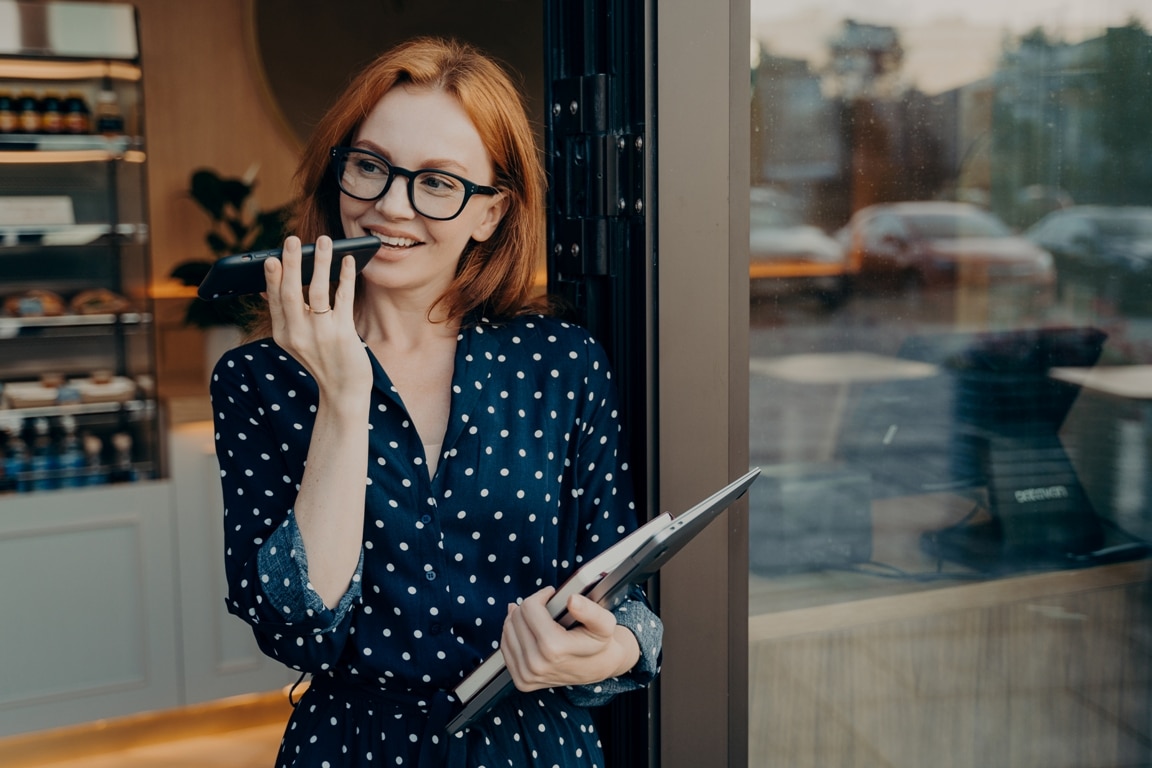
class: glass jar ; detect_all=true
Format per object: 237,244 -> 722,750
39,91 -> 63,134
0,91 -> 17,133
62,92 -> 91,134
16,91 -> 40,134
93,84 -> 124,136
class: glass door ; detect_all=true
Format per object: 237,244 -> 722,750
747,2 -> 1152,765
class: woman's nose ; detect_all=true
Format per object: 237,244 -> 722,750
375,175 -> 415,218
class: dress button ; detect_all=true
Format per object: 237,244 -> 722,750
425,571 -> 436,581
420,514 -> 432,524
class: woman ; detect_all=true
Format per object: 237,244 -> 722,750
210,37 -> 662,766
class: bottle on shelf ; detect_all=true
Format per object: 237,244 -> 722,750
0,420 -> 18,493
29,417 -> 58,492
83,433 -> 107,486
0,91 -> 17,134
109,431 -> 137,484
62,91 -> 91,135
39,91 -> 63,134
93,79 -> 124,136
16,91 -> 40,134
57,415 -> 86,489
5,424 -> 31,493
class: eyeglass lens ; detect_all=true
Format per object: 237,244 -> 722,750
336,149 -> 468,219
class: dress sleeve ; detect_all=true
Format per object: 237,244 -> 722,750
567,332 -> 642,563
210,348 -> 362,672
563,330 -> 664,704
563,587 -> 664,707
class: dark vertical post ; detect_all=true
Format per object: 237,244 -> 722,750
543,1 -> 654,766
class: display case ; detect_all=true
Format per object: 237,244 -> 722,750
0,1 -> 160,493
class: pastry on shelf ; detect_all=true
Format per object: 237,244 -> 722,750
3,380 -> 60,408
69,287 -> 132,315
71,371 -> 137,403
2,289 -> 67,317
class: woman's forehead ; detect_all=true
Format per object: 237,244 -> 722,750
354,86 -> 492,176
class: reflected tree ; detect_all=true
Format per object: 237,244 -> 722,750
991,20 -> 1152,225
1098,21 -> 1152,205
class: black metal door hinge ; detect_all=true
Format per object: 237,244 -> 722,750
549,75 -> 645,278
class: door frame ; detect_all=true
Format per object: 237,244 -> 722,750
654,2 -> 750,766
544,1 -> 751,763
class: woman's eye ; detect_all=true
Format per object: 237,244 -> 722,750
419,173 -> 461,195
356,159 -> 386,176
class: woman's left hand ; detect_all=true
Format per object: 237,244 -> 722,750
500,586 -> 640,692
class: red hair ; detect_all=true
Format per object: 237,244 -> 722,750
250,37 -> 548,335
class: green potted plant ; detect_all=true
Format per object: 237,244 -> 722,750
169,168 -> 288,328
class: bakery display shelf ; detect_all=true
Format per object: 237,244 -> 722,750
0,58 -> 141,82
0,135 -> 145,163
0,397 -> 156,421
0,133 -> 138,151
0,222 -> 147,248
1,459 -> 156,493
0,6 -> 161,498
0,313 -> 152,339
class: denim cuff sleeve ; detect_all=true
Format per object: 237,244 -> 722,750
256,512 -> 364,634
564,589 -> 664,707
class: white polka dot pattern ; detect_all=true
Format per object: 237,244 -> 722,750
210,315 -> 662,766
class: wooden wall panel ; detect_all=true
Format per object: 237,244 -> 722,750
132,0 -> 299,283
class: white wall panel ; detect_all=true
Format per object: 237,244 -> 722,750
0,482 -> 179,738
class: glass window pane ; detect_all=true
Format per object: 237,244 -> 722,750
748,4 -> 1152,765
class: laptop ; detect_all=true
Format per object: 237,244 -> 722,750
446,467 -> 761,734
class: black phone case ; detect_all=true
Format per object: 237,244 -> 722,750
197,236 -> 382,300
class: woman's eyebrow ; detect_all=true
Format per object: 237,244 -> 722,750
350,141 -> 471,174
419,158 -> 471,174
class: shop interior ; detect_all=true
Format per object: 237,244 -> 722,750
4,1 -> 1152,767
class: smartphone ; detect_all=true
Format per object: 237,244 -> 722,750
197,235 -> 382,301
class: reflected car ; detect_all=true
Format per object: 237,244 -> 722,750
841,201 -> 1055,291
749,187 -> 853,307
1026,205 -> 1152,314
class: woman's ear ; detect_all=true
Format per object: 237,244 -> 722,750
470,192 -> 509,243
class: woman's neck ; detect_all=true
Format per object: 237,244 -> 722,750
355,293 -> 459,352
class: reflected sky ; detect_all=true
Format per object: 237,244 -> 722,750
751,0 -> 1151,94
752,0 -> 1149,31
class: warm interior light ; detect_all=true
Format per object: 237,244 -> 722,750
0,149 -> 144,164
0,59 -> 140,81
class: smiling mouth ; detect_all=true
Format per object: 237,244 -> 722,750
376,234 -> 421,249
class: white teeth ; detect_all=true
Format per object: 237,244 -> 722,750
377,234 -> 418,248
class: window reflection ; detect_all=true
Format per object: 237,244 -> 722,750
748,5 -> 1152,766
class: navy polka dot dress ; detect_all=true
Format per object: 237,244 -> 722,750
210,314 -> 663,767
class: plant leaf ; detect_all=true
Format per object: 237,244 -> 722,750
206,231 -> 231,256
169,260 -> 213,286
252,207 -> 289,250
220,179 -> 253,211
189,169 -> 226,220
183,295 -> 256,329
227,219 -> 250,245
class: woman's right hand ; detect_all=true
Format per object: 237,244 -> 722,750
264,236 -> 372,608
264,236 -> 373,402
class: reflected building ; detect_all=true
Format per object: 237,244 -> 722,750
824,19 -> 905,101
752,20 -> 952,230
750,45 -> 841,225
752,19 -> 1152,235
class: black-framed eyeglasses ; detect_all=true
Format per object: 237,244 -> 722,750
329,146 -> 499,221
